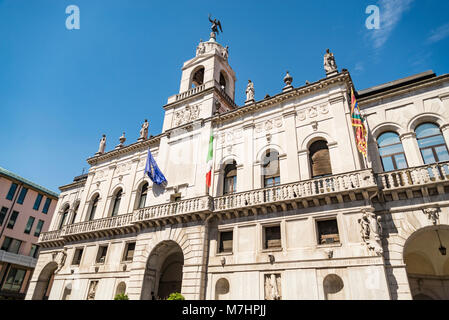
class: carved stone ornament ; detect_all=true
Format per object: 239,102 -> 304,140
423,207 -> 439,225
324,49 -> 338,75
173,104 -> 201,127
55,248 -> 68,274
264,274 -> 281,300
358,210 -> 383,256
297,104 -> 329,122
96,134 -> 106,155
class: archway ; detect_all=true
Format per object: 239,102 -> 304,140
404,225 -> 449,300
31,262 -> 58,300
141,240 -> 184,300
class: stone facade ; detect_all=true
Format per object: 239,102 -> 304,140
25,36 -> 449,300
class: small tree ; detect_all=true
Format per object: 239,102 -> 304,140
166,292 -> 185,300
114,293 -> 129,300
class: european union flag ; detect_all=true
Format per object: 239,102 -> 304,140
144,148 -> 167,185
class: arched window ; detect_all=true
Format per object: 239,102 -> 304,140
191,67 -> 204,88
223,162 -> 237,195
309,140 -> 332,178
219,72 -> 227,91
415,123 -> 449,164
115,282 -> 126,297
138,183 -> 148,209
88,195 -> 99,221
70,203 -> 79,225
111,189 -> 122,217
323,274 -> 344,300
377,132 -> 408,171
215,278 -> 230,300
59,206 -> 69,230
263,150 -> 280,187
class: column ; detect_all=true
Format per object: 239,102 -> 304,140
298,150 -> 310,180
400,132 -> 423,167
282,109 -> 300,183
242,122 -> 255,191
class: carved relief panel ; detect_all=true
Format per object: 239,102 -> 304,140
173,104 -> 201,127
296,104 -> 329,122
264,274 -> 282,300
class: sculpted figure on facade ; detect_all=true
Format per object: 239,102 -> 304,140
264,274 -> 281,300
55,248 -> 67,274
96,134 -> 106,155
87,281 -> 98,300
196,39 -> 205,56
139,119 -> 149,141
222,45 -> 229,60
246,80 -> 255,102
358,210 -> 383,255
324,49 -> 338,74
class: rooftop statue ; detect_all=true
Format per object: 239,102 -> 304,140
208,14 -> 223,35
324,49 -> 338,75
96,134 -> 106,155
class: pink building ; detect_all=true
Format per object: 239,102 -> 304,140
0,166 -> 58,299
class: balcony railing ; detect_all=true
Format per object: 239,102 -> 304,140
133,195 -> 212,223
38,230 -> 63,243
175,84 -> 206,101
214,169 -> 376,212
378,161 -> 449,191
39,163 -> 449,247
64,213 -> 134,237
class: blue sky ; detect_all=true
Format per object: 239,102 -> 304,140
1,0 -> 448,192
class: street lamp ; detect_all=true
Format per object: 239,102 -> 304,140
436,230 -> 446,256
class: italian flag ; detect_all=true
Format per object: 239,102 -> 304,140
206,130 -> 214,188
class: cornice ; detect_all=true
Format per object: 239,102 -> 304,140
87,135 -> 162,166
213,72 -> 350,124
358,74 -> 449,107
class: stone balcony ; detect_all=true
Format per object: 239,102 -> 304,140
214,169 -> 377,217
378,161 -> 449,200
38,164 -> 449,247
133,195 -> 213,228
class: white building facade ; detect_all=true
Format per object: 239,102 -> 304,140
25,34 -> 449,300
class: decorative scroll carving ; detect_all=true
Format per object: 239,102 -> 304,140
55,248 -> 67,274
423,207 -> 440,225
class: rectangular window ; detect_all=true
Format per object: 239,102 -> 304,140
33,194 -> 43,211
30,244 -> 39,258
1,268 -> 26,292
1,237 -> 22,254
42,198 -> 52,214
96,245 -> 108,264
123,242 -> 136,262
34,220 -> 44,237
317,219 -> 340,245
72,248 -> 84,265
7,211 -> 19,229
263,225 -> 281,249
24,216 -> 35,234
0,207 -> 8,226
218,231 -> 233,253
17,187 -> 28,205
6,183 -> 18,201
